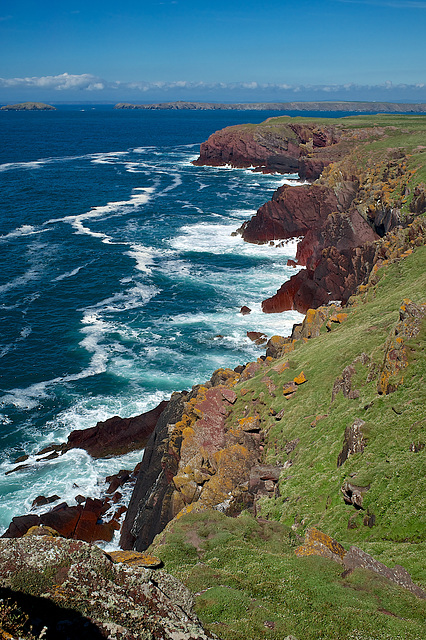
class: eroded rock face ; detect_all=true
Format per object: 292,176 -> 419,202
121,385 -> 262,551
0,536 -> 216,639
295,528 -> 425,599
240,184 -> 340,244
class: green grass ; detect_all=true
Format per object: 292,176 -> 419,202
150,511 -> 426,640
149,243 -> 425,640
229,247 -> 425,550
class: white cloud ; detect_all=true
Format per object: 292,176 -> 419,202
0,74 -> 425,99
0,73 -> 106,91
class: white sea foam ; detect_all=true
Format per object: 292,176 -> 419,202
90,151 -> 129,165
53,265 -> 85,281
0,225 -> 50,241
170,221 -> 299,258
45,186 -> 155,241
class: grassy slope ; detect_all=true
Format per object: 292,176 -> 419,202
150,242 -> 426,640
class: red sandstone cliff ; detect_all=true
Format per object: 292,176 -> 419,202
195,116 -> 424,313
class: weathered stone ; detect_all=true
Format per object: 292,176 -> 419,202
337,419 -> 367,466
65,400 -> 168,458
240,305 -> 251,315
341,481 -> 370,509
0,536 -> 216,638
247,331 -> 268,345
31,494 -> 60,509
221,388 -> 237,404
106,549 -> 162,567
283,382 -> 297,395
343,546 -> 426,599
295,527 -> 346,563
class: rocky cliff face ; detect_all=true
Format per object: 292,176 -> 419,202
195,115 -> 426,314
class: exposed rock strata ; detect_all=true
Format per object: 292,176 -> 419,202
65,400 -> 168,458
195,116 -> 426,313
120,382 -> 263,551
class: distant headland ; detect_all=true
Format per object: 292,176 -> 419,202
0,102 -> 56,111
114,100 -> 426,112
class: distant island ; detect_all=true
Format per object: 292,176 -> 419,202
0,102 -> 56,111
114,100 -> 426,112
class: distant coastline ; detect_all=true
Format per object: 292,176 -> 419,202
0,101 -> 56,111
114,100 -> 426,112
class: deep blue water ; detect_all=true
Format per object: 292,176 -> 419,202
0,106 -> 355,534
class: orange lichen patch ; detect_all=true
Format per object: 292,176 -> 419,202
329,312 -> 348,324
199,444 -> 256,508
295,527 -> 346,563
240,387 -> 252,396
294,371 -> 307,385
24,525 -> 61,537
107,550 -> 162,568
281,340 -> 297,354
238,416 -> 260,431
283,382 -> 297,395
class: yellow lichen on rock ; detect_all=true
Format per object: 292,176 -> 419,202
294,371 -> 307,385
107,550 -> 162,567
295,527 -> 346,563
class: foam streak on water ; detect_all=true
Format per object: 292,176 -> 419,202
0,111 -> 304,534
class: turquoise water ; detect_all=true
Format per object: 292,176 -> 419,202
0,106 -> 349,531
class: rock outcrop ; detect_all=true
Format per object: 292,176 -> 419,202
65,400 -> 168,458
120,382 -> 263,551
0,535 -> 215,639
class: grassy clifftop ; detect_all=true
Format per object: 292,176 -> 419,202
149,229 -> 426,640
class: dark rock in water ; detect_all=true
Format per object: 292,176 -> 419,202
3,495 -> 124,544
14,454 -> 29,463
65,400 -> 168,458
247,331 -> 267,344
1,514 -> 40,538
5,463 -> 31,475
105,468 -> 131,494
240,305 -> 251,315
31,495 -> 60,509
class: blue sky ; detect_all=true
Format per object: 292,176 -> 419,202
1,0 -> 425,103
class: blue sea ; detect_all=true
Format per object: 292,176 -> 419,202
0,105 -> 356,535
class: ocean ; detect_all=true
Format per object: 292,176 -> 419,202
0,105 -> 354,535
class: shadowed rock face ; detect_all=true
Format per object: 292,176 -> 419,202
239,184 -> 340,244
120,392 -> 189,551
